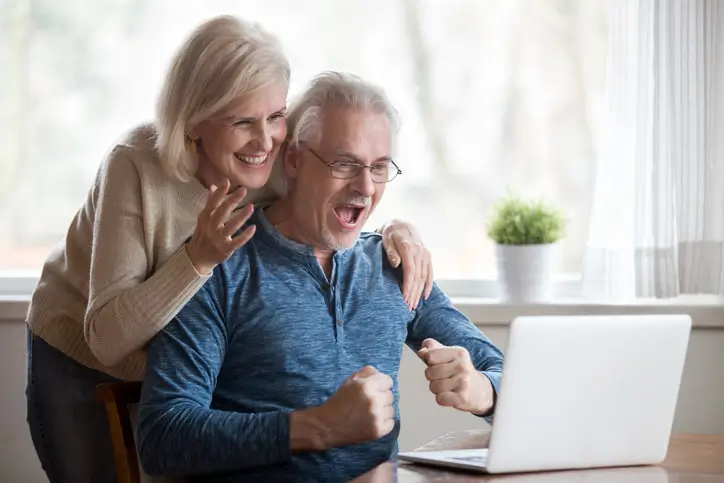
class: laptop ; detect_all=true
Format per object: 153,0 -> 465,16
398,314 -> 692,474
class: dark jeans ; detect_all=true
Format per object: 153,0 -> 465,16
26,329 -> 120,483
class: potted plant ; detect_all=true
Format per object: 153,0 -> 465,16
486,193 -> 566,302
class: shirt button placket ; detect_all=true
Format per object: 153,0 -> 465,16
334,288 -> 344,343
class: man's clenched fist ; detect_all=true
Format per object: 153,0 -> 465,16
417,338 -> 494,415
290,366 -> 396,452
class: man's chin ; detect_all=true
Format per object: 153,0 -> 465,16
333,231 -> 363,250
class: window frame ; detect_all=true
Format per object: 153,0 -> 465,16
0,271 -> 583,299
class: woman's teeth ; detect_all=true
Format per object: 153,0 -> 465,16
235,153 -> 268,165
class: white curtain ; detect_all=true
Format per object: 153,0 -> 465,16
582,0 -> 724,299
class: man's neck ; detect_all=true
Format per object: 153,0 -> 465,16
265,200 -> 335,277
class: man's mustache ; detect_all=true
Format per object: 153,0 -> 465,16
334,196 -> 371,208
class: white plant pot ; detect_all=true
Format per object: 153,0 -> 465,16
495,243 -> 557,303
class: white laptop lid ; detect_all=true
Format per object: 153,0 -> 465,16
483,314 -> 691,474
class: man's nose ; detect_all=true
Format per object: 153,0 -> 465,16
352,168 -> 376,197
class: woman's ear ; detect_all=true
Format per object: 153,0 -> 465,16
187,121 -> 203,142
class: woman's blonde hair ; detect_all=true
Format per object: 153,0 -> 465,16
155,15 -> 290,181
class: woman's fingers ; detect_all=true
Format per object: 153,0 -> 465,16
229,225 -> 257,251
210,186 -> 247,231
221,204 -> 255,239
202,180 -> 230,221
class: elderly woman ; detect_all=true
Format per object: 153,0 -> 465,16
25,15 -> 433,483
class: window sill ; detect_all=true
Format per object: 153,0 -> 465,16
453,296 -> 724,328
2,294 -> 724,328
0,295 -> 30,321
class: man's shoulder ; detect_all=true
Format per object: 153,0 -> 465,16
358,231 -> 384,248
351,232 -> 404,282
354,232 -> 388,262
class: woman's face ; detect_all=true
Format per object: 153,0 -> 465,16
192,82 -> 288,190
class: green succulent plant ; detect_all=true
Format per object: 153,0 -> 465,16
487,193 -> 566,245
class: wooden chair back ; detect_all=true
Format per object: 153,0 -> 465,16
96,381 -> 143,483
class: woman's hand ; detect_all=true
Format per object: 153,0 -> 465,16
380,219 -> 434,310
186,179 -> 256,275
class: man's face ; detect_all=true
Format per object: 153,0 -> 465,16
287,104 -> 393,251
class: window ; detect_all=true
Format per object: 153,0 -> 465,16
0,0 -> 609,289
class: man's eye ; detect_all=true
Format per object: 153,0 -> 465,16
233,120 -> 252,127
269,113 -> 285,121
335,162 -> 360,172
371,163 -> 390,173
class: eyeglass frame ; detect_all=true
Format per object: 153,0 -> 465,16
303,144 -> 402,183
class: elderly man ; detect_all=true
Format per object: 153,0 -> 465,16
137,71 -> 504,482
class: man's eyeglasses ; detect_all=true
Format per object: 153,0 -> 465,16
305,146 -> 402,183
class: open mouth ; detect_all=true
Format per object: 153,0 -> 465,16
234,153 -> 269,166
333,204 -> 365,229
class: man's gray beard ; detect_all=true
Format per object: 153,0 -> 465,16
321,227 -> 356,251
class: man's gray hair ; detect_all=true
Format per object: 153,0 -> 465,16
268,71 -> 400,196
288,71 -> 400,149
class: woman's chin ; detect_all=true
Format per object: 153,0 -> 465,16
231,168 -> 272,191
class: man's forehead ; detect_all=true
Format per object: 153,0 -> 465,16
317,107 -> 392,157
329,149 -> 392,162
321,104 -> 388,127
318,141 -> 393,163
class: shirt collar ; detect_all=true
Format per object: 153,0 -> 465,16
253,206 -> 354,262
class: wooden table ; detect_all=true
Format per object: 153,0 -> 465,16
352,431 -> 724,482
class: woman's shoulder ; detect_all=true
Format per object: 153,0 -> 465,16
100,122 -> 168,180
115,122 -> 160,162
94,123 -> 206,218
120,122 -> 157,147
